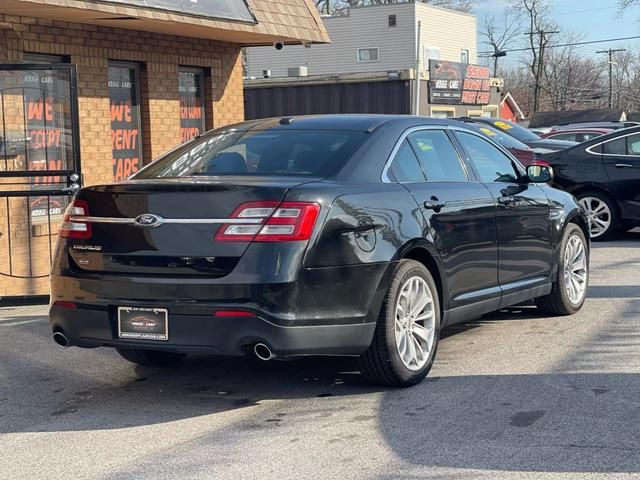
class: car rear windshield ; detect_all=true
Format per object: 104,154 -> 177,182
489,119 -> 540,142
468,124 -> 530,150
134,129 -> 368,178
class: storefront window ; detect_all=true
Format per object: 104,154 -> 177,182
20,54 -> 73,222
108,62 -> 142,181
179,68 -> 206,142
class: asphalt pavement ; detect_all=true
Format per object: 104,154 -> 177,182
1,231 -> 640,480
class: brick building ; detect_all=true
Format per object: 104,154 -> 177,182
0,0 -> 328,300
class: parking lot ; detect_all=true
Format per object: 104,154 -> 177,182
1,231 -> 639,480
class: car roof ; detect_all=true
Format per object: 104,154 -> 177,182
456,116 -> 503,123
222,115 -> 462,133
546,128 -> 613,134
552,121 -> 639,129
563,124 -> 640,150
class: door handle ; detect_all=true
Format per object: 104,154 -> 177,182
423,197 -> 445,211
62,183 -> 80,194
498,195 -> 515,207
615,163 -> 634,168
423,200 -> 445,210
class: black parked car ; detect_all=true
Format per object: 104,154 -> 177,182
540,125 -> 640,240
459,117 -> 577,151
50,116 -> 590,387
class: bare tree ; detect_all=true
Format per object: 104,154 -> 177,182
508,0 -> 559,112
542,32 -> 606,111
314,0 -> 473,15
479,8 -> 521,76
618,0 -> 640,11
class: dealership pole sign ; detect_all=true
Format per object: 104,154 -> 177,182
428,60 -> 491,105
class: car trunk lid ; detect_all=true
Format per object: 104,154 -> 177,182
68,176 -> 314,276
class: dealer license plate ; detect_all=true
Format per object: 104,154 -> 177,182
118,306 -> 168,341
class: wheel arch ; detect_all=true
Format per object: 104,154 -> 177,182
565,210 -> 590,243
566,183 -> 621,216
394,240 -> 448,316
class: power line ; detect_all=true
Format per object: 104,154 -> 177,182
526,30 -> 559,113
597,48 -> 627,108
555,6 -> 617,15
478,35 -> 640,56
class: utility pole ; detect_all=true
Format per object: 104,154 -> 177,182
526,30 -> 559,113
597,48 -> 626,108
491,50 -> 507,77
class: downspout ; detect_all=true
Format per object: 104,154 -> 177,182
414,20 -> 422,115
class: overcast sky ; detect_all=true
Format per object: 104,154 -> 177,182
473,0 -> 640,64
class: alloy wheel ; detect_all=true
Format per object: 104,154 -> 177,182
579,196 -> 611,238
394,276 -> 436,371
563,234 -> 588,305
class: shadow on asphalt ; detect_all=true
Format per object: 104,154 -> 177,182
2,298 -> 640,474
591,228 -> 640,248
0,317 -> 487,436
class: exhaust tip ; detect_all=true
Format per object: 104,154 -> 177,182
53,331 -> 69,348
253,343 -> 274,361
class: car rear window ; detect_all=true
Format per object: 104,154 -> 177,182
548,133 -> 578,142
135,129 -> 368,178
489,119 -> 541,142
467,124 -> 530,149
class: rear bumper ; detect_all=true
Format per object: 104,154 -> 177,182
49,305 -> 376,356
49,262 -> 391,356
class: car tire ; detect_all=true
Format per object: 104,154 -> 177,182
577,191 -> 618,241
359,259 -> 440,387
116,348 -> 186,366
535,223 -> 589,316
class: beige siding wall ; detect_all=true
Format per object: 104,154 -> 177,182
416,3 -> 477,66
246,3 -> 478,79
246,3 -> 416,78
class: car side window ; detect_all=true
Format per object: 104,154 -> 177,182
456,131 -> 520,183
603,137 -> 626,155
626,134 -> 640,155
590,142 -> 603,154
387,140 -> 426,183
582,133 -> 600,141
549,133 -> 577,142
406,130 -> 468,182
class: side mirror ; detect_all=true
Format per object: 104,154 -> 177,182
526,164 -> 553,183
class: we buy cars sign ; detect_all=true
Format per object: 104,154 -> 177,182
428,60 -> 491,105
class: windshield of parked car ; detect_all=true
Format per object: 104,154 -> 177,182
485,119 -> 541,142
135,129 -> 368,178
465,124 -> 530,150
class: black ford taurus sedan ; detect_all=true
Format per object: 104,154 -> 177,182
50,115 -> 589,387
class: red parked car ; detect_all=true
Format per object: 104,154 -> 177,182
541,128 -> 613,143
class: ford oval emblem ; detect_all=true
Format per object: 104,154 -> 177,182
134,213 -> 163,228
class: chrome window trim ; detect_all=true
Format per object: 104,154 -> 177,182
382,125 -> 470,183
381,125 -> 520,183
69,216 -> 262,225
452,126 -> 526,170
586,130 -> 640,157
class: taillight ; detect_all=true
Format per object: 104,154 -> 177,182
215,201 -> 320,242
59,200 -> 91,239
214,310 -> 255,317
53,301 -> 77,309
532,159 -> 551,167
